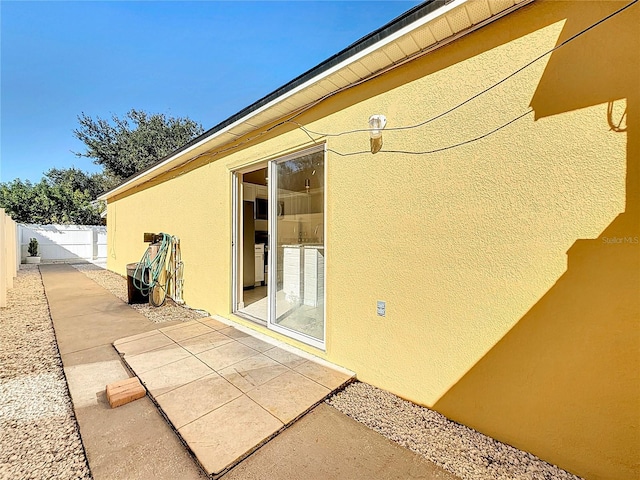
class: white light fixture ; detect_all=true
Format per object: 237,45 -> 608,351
368,114 -> 387,154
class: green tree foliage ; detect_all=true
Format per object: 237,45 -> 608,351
73,109 -> 204,180
0,168 -> 108,225
1,109 -> 201,225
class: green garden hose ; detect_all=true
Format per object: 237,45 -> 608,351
133,233 -> 172,307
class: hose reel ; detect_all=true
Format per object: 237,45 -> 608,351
133,232 -> 184,307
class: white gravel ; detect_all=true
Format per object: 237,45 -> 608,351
0,266 -> 91,480
71,263 -> 207,324
327,382 -> 582,480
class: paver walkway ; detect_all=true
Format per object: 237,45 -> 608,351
114,319 -> 353,476
40,264 -> 207,479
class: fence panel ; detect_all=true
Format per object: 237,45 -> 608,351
1,209 -> 19,308
96,228 -> 107,259
19,224 -> 107,262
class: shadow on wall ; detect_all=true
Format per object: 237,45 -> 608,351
433,2 -> 639,480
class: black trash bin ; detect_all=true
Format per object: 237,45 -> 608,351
126,262 -> 149,304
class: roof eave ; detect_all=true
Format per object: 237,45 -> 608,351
99,0 -> 532,201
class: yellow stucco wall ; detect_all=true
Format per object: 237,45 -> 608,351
106,1 -> 639,479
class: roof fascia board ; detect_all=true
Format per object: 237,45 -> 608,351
98,1 -> 460,201
99,0 -> 484,201
169,0 -> 469,157
314,0 -> 468,78
226,0 -> 468,118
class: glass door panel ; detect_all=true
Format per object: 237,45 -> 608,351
269,148 -> 325,346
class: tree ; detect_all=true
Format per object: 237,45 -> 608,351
0,168 -> 106,225
44,167 -> 117,201
0,179 -> 47,224
73,109 -> 204,180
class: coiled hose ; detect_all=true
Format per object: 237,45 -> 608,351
133,233 -> 172,307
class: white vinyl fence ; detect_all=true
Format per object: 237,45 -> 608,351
1,209 -> 19,307
19,224 -> 107,263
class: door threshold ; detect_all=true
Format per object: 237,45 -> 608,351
234,311 -> 267,327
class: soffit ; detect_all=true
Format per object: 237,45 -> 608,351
222,0 -> 530,138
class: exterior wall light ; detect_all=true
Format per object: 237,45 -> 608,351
368,114 -> 387,154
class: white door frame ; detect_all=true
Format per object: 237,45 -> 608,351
230,145 -> 326,350
231,171 -> 242,312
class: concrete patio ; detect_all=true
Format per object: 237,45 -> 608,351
114,318 -> 353,476
39,264 -> 459,479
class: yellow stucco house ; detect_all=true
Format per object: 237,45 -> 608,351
99,1 -> 639,478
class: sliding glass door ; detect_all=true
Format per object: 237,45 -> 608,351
268,146 -> 325,348
232,145 -> 325,349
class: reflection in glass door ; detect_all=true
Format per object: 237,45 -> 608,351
268,146 -> 325,348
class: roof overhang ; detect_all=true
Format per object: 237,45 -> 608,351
99,0 -> 533,201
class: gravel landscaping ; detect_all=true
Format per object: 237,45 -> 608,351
327,382 -> 583,480
0,266 -> 91,480
71,263 -> 207,324
2,264 -> 583,480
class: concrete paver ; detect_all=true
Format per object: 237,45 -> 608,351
141,355 -> 212,396
179,330 -> 234,354
179,394 -> 283,475
294,359 -> 357,389
245,369 -> 330,423
155,373 -> 243,429
218,354 -> 288,392
115,332 -> 175,356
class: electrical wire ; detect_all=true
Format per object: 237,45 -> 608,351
326,109 -> 534,157
288,0 -> 638,138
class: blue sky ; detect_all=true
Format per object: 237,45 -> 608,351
1,1 -> 420,183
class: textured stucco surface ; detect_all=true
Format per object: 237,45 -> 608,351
106,1 -> 639,479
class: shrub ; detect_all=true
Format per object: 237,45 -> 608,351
28,238 -> 39,257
